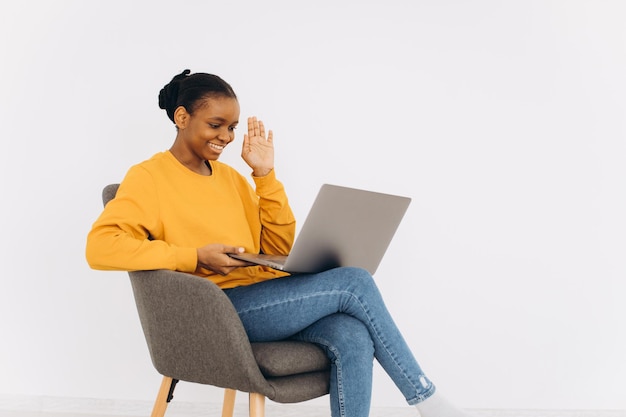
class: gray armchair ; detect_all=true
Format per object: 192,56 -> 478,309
101,184 -> 330,417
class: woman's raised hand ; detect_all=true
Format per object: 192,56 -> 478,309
241,116 -> 274,177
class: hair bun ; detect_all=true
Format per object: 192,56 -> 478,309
158,69 -> 191,122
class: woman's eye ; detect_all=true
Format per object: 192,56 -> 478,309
209,124 -> 220,129
229,126 -> 237,131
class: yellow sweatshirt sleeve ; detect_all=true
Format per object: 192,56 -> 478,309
85,164 -> 198,272
253,169 -> 296,256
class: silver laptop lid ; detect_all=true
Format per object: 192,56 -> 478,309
283,184 -> 411,275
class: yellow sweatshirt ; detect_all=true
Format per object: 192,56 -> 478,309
86,151 -> 295,288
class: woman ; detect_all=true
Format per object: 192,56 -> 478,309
86,69 -> 475,417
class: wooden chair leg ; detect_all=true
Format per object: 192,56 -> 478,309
221,389 -> 237,417
151,376 -> 173,417
249,392 -> 265,417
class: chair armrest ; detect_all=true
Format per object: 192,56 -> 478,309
128,269 -> 273,395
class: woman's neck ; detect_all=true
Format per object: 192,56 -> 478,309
169,147 -> 212,176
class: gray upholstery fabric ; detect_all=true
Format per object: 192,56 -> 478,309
252,341 -> 329,377
101,184 -> 330,403
101,183 -> 120,207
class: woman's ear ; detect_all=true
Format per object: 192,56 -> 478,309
174,106 -> 189,129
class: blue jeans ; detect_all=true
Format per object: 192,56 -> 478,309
223,267 -> 436,417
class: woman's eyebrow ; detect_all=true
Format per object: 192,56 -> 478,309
208,117 -> 239,125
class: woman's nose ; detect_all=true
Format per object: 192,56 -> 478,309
217,128 -> 232,141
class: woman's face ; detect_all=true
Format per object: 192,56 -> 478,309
179,96 -> 240,162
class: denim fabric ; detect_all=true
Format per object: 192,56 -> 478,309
223,266 -> 436,417
293,313 -> 374,417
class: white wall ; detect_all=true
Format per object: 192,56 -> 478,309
1,0 -> 624,412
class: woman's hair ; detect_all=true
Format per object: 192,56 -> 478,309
158,69 -> 237,123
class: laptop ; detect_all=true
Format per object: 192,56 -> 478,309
230,184 -> 411,275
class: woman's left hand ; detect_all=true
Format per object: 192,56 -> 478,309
242,116 -> 274,177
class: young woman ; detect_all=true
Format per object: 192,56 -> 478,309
86,69 -> 476,417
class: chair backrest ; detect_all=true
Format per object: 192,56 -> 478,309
102,183 -> 120,206
128,269 -> 270,391
99,184 -> 274,393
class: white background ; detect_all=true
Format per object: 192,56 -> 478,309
0,0 -> 624,412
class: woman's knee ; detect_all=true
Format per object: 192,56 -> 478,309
331,266 -> 377,289
338,267 -> 383,302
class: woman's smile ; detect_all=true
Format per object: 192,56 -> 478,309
208,142 -> 226,152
